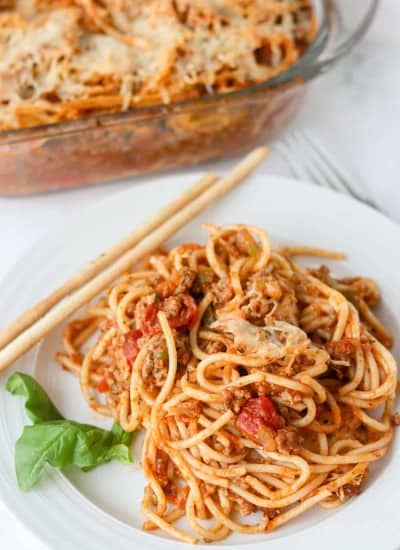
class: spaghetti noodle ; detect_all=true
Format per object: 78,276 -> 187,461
0,0 -> 316,130
56,224 -> 398,543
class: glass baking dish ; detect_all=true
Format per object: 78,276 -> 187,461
0,0 -> 378,195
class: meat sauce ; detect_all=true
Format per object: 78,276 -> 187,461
122,293 -> 198,365
140,294 -> 198,335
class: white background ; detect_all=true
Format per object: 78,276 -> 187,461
0,1 -> 399,548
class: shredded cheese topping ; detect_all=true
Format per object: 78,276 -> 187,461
0,0 -> 316,130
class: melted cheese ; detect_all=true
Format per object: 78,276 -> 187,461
212,318 -> 309,358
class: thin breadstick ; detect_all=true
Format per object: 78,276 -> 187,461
0,173 -> 218,351
0,147 -> 269,371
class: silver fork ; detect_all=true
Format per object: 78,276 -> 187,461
276,130 -> 376,208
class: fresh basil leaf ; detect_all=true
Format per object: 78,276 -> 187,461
106,443 -> 133,464
6,372 -> 63,424
15,420 -> 134,491
7,372 -> 135,491
111,421 -> 134,446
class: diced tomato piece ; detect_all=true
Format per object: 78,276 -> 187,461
140,303 -> 161,335
97,378 -> 110,393
236,397 -> 285,443
123,329 -> 143,364
140,294 -> 198,334
167,294 -> 198,330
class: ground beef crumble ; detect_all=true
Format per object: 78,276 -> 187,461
156,268 -> 196,298
273,292 -> 299,325
212,277 -> 234,306
338,276 -> 381,307
223,386 -> 252,413
275,427 -> 303,455
307,264 -> 332,286
142,331 -> 191,389
327,338 -> 358,361
204,339 -> 226,354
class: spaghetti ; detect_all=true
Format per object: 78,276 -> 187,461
0,0 -> 316,130
56,224 -> 398,543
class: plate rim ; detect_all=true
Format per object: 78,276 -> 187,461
0,171 -> 399,550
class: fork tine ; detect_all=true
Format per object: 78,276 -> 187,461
276,138 -> 321,185
279,131 -> 377,209
290,131 -> 349,194
281,133 -> 339,191
301,131 -> 375,205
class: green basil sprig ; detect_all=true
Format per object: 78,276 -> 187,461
7,372 -> 134,491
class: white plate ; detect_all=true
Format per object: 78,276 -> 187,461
0,173 -> 399,550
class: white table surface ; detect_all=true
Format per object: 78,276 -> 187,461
0,1 -> 399,548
